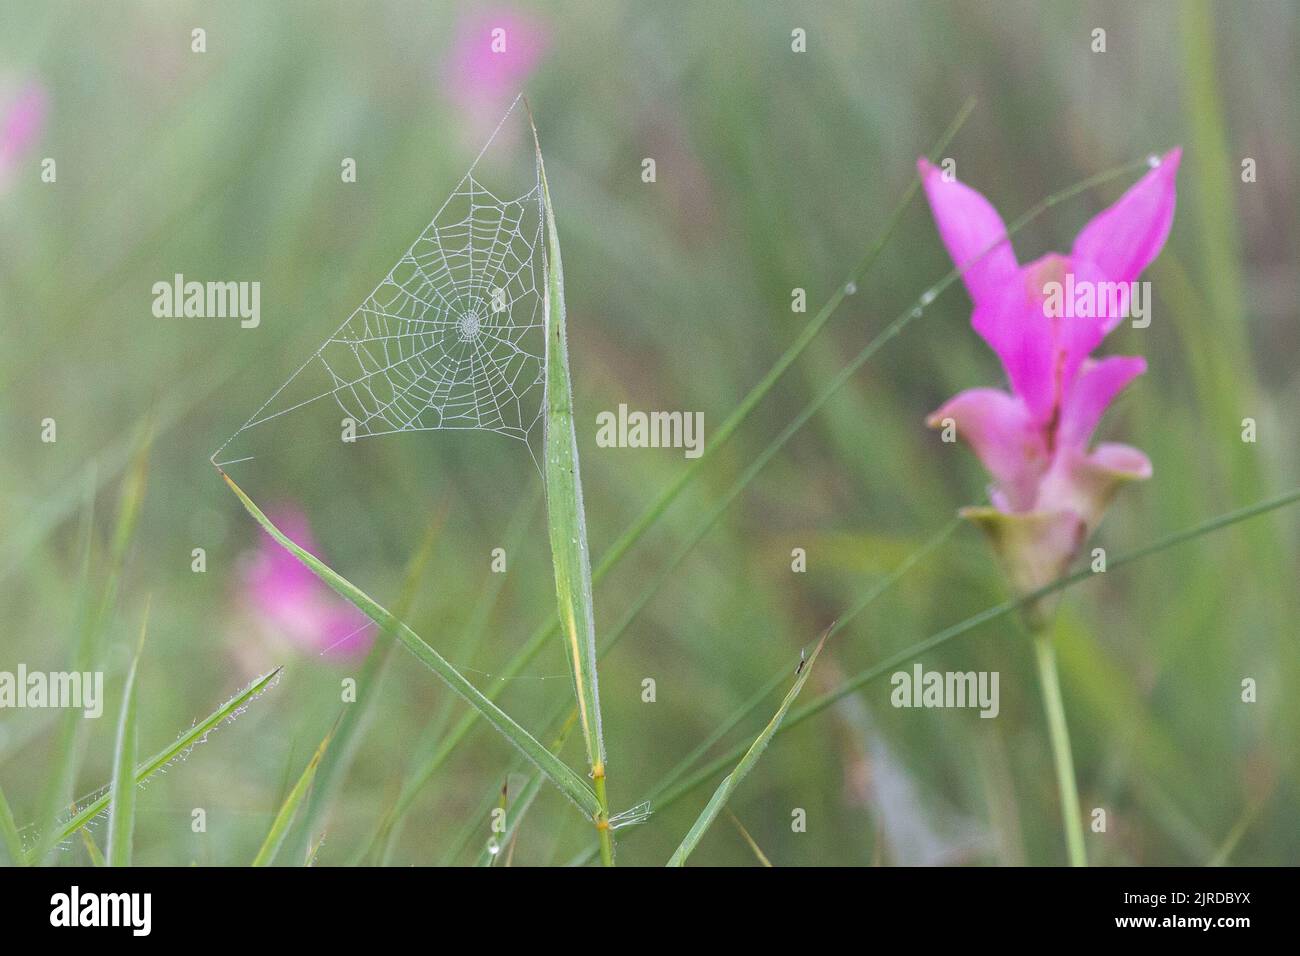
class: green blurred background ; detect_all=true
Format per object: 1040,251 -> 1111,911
1,0 -> 1296,865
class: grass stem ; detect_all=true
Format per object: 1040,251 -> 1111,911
1033,633 -> 1088,867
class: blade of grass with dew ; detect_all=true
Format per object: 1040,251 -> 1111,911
54,667 -> 283,844
667,631 -> 829,866
389,148 -> 1147,824
107,600 -> 150,867
0,781 -> 23,864
654,488 -> 1300,819
377,104 -> 976,821
289,503 -> 447,864
252,719 -> 337,866
529,104 -> 614,864
219,471 -> 602,820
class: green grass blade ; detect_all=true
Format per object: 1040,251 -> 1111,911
727,809 -> 773,867
0,781 -> 24,864
107,601 -> 150,867
220,471 -> 601,819
529,107 -> 613,861
667,632 -> 828,866
252,720 -> 337,866
54,667 -> 283,845
79,829 -> 107,867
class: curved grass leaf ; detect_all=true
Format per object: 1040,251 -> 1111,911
667,632 -> 828,867
220,471 -> 602,820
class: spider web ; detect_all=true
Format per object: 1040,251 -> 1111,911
213,95 -> 546,471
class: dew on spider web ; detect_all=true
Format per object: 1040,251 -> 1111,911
211,93 -> 549,475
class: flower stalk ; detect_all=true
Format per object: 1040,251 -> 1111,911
1032,630 -> 1088,867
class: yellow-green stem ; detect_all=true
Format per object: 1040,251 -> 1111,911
1033,634 -> 1088,867
593,770 -> 614,866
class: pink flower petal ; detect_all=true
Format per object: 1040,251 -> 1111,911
918,157 -> 1020,311
1072,148 -> 1181,286
968,271 -> 1058,422
1056,355 -> 1147,451
928,387 -> 1050,510
1036,442 -> 1152,531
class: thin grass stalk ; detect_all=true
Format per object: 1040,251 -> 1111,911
252,719 -> 337,866
667,632 -> 828,866
1032,631 -> 1087,866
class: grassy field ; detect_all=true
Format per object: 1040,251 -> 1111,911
1,0 -> 1297,866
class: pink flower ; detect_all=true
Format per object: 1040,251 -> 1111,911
441,9 -> 549,114
920,150 -> 1180,619
240,505 -> 373,658
0,81 -> 47,187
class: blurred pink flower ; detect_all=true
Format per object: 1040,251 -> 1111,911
0,81 -> 47,185
441,9 -> 549,113
240,505 -> 373,658
920,150 -> 1180,619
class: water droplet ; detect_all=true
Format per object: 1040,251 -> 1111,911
1146,154 -> 1161,169
487,839 -> 501,856
920,289 -> 936,306
844,281 -> 857,295
911,307 -> 923,319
